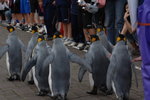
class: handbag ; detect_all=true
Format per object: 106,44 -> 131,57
97,0 -> 106,8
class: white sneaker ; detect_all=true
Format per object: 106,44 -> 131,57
68,41 -> 77,47
73,43 -> 84,49
64,39 -> 73,45
62,37 -> 67,41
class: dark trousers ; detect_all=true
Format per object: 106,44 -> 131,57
71,13 -> 85,43
44,5 -> 57,37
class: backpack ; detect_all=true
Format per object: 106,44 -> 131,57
97,0 -> 106,8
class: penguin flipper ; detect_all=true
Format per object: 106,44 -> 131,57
25,38 -> 38,61
0,45 -> 8,59
18,39 -> 26,53
103,47 -> 111,60
106,55 -> 117,90
67,50 -> 92,73
78,67 -> 87,82
127,46 -> 138,88
21,56 -> 37,81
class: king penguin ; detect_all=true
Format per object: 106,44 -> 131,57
21,34 -> 51,96
0,26 -> 26,81
78,34 -> 112,95
97,27 -> 114,53
106,34 -> 138,100
24,25 -> 39,84
42,31 -> 92,100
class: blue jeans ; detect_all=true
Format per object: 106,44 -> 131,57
105,0 -> 127,45
5,10 -> 12,24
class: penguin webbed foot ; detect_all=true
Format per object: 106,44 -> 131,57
55,95 -> 67,100
7,74 -> 20,81
28,80 -> 34,85
99,86 -> 113,96
86,85 -> 98,95
36,90 -> 48,96
86,91 -> 97,95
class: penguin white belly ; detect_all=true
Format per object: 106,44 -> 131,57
28,58 -> 33,81
89,73 -> 94,88
28,69 -> 33,81
32,66 -> 40,91
112,81 -> 118,98
6,52 -> 10,76
48,64 -> 54,96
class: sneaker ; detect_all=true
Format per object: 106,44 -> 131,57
78,44 -> 86,50
38,25 -> 45,33
62,37 -> 67,41
64,39 -> 73,45
68,41 -> 77,47
15,23 -> 20,28
83,44 -> 90,52
74,43 -> 84,49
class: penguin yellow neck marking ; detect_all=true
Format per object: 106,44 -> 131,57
116,37 -> 126,42
53,34 -> 63,39
97,28 -> 105,33
38,38 -> 42,42
9,28 -> 14,32
90,37 -> 99,43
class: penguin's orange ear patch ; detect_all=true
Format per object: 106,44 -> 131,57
97,28 -> 101,32
97,28 -> 105,32
91,37 -> 96,42
116,36 -> 126,42
9,28 -> 14,32
31,30 -> 35,34
59,35 -> 63,38
53,35 -> 56,39
38,38 -> 42,42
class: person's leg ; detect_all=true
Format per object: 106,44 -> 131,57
5,10 -> 12,24
67,23 -> 72,38
105,0 -> 115,45
138,25 -> 150,100
44,5 -> 56,39
60,6 -> 71,39
115,0 -> 127,37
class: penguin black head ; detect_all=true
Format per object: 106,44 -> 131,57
6,26 -> 15,32
116,34 -> 127,42
90,34 -> 100,42
31,25 -> 38,34
53,31 -> 63,39
37,33 -> 45,42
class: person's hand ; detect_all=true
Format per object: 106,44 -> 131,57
52,1 -> 55,5
124,11 -> 130,21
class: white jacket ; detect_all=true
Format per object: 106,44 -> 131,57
0,2 -> 9,10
